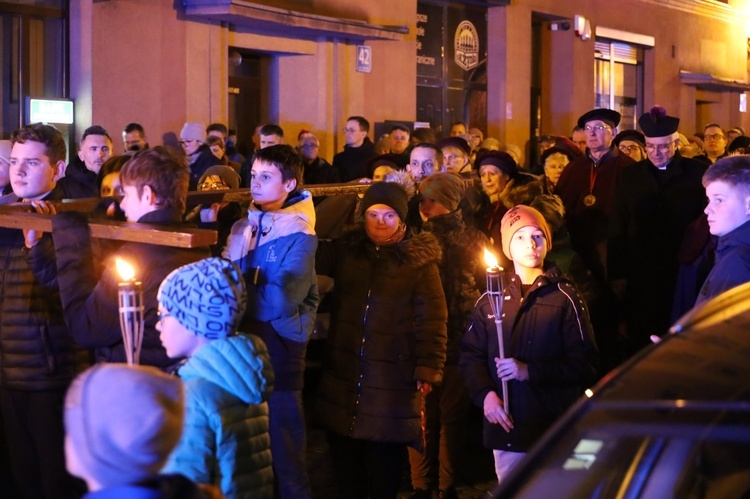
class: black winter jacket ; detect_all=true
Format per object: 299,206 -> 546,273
459,264 -> 598,452
315,226 -> 448,448
422,213 -> 488,364
0,187 -> 90,390
51,207 -> 210,369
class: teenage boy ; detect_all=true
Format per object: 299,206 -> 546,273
459,205 -> 598,484
48,147 -> 210,369
224,144 -> 318,499
0,123 -> 89,498
156,257 -> 274,498
64,363 -> 215,498
696,156 -> 750,305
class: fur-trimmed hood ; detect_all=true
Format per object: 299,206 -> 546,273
497,171 -> 544,209
339,223 -> 442,268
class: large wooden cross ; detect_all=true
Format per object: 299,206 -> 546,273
0,183 -> 371,248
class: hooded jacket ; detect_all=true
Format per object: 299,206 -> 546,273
459,264 -> 598,452
695,219 -> 750,305
163,335 -> 274,499
315,226 -> 448,448
223,190 -> 318,391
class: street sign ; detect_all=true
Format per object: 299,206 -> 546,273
356,45 -> 372,73
28,98 -> 74,124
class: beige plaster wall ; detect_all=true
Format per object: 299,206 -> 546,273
486,0 -> 750,147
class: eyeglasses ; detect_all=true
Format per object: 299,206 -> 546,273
584,125 -> 612,132
704,134 -> 725,141
198,181 -> 229,191
157,309 -> 171,322
343,128 -> 361,133
443,154 -> 464,163
619,145 -> 642,153
644,142 -> 675,153
299,143 -> 318,149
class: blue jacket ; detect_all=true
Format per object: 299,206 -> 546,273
163,335 -> 275,499
223,190 -> 319,390
696,219 -> 750,305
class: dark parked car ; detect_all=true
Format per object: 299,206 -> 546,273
494,281 -> 750,499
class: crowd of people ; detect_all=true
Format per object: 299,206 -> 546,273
0,107 -> 749,499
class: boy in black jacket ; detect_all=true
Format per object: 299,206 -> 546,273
459,205 -> 598,484
48,147 -> 210,369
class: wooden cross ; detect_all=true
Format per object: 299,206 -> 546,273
0,183 -> 372,248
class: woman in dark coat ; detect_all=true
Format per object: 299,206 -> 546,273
315,181 -> 448,499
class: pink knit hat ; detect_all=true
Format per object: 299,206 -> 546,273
500,204 -> 551,260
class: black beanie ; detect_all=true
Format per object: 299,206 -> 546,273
359,182 -> 409,221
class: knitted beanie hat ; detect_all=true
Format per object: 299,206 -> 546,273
419,172 -> 465,213
500,204 -> 552,260
64,364 -> 184,488
359,181 -> 409,221
180,122 -> 206,143
157,257 -> 247,339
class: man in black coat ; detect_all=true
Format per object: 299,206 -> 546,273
332,116 -> 377,181
608,106 -> 707,354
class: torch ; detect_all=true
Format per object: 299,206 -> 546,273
483,248 -> 509,415
116,258 -> 144,365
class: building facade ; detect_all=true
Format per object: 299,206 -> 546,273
0,0 -> 748,165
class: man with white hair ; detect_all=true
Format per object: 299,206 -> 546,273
608,106 -> 707,355
297,131 -> 339,185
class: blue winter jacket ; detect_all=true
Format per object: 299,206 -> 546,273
162,335 -> 275,499
223,190 -> 319,390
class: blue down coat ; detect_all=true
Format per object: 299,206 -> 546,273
163,335 -> 275,499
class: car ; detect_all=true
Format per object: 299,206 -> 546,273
493,281 -> 750,499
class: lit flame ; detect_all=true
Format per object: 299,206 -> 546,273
484,248 -> 499,269
585,389 -> 594,398
115,258 -> 136,281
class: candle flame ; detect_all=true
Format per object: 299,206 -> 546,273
484,248 -> 499,269
115,258 -> 136,281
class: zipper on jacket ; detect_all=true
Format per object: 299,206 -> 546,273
348,246 -> 379,435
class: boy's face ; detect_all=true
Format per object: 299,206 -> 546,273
509,225 -> 548,270
156,307 -> 202,358
119,183 -> 156,222
250,160 -> 295,211
9,140 -> 64,199
704,180 -> 750,237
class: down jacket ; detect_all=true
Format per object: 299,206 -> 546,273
459,264 -> 598,452
0,187 -> 89,391
51,208 -> 210,369
315,226 -> 448,449
163,335 -> 274,499
223,190 -> 319,391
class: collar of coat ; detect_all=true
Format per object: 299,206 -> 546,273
340,223 -> 442,268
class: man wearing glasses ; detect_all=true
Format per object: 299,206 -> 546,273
555,108 -> 633,282
695,124 -> 729,164
608,106 -> 707,357
332,116 -> 377,182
